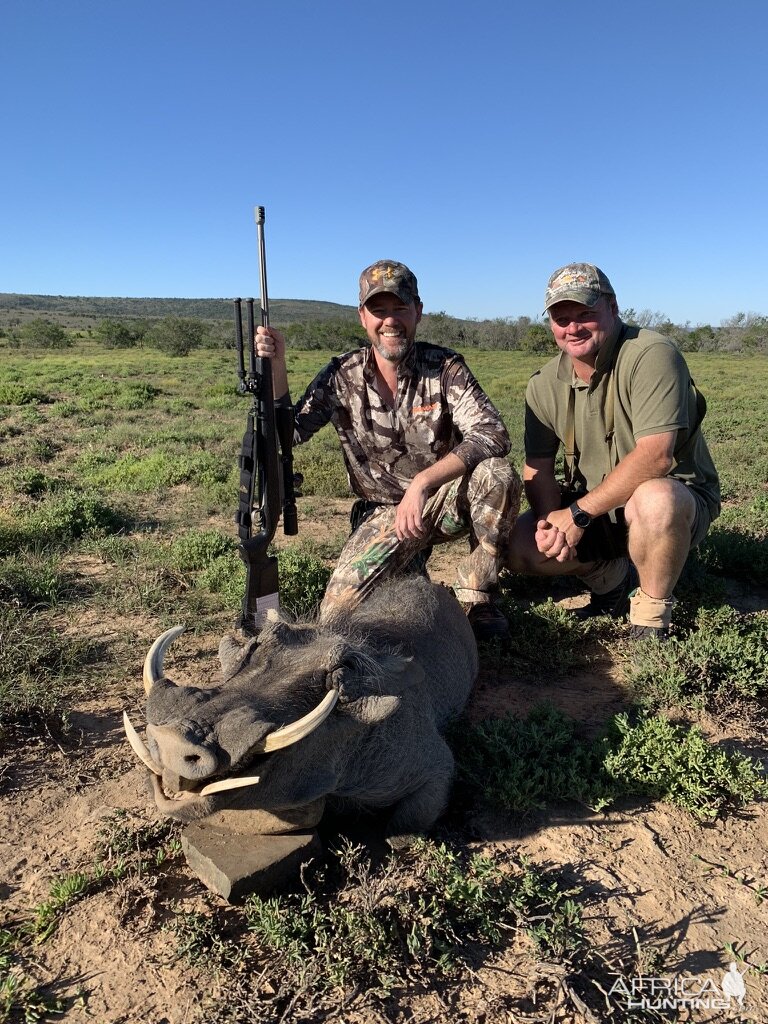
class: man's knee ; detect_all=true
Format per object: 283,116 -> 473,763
503,510 -> 542,573
625,478 -> 696,533
468,457 -> 522,507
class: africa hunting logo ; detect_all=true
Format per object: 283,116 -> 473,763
609,963 -> 747,1011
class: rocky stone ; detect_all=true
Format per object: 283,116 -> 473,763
181,825 -> 322,901
198,797 -> 325,835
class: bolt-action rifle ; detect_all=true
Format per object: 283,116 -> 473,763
233,206 -> 299,634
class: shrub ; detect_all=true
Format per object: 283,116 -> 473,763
698,495 -> 768,584
17,318 -> 71,349
241,838 -> 583,1001
602,713 -> 768,821
147,317 -> 205,356
196,543 -> 331,619
24,491 -> 125,545
0,555 -> 71,608
454,704 -> 609,812
170,529 -> 235,571
0,382 -> 45,405
455,705 -> 767,822
627,606 -> 768,712
0,605 -> 97,729
277,544 -> 332,618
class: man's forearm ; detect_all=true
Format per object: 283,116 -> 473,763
412,452 -> 467,495
577,439 -> 675,518
523,462 -> 561,519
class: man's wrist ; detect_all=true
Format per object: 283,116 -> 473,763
569,501 -> 592,529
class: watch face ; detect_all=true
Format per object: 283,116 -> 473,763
570,503 -> 591,528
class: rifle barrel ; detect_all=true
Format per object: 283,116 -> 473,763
255,206 -> 269,327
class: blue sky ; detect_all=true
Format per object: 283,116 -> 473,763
1,0 -> 766,325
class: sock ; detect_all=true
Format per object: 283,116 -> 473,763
630,588 -> 676,629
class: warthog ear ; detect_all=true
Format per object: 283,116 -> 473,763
331,654 -> 423,724
218,633 -> 261,681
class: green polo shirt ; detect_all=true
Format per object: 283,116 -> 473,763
524,322 -> 720,518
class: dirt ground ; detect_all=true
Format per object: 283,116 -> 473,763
3,500 -> 768,1023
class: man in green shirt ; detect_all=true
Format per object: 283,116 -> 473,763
505,263 -> 720,638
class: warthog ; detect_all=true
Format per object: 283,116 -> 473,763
124,577 -> 478,846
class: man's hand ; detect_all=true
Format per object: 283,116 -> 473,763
253,325 -> 290,400
254,325 -> 286,360
534,507 -> 583,563
394,479 -> 430,541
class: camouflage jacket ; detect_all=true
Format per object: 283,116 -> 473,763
293,342 -> 510,504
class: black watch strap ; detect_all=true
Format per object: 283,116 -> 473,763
569,502 -> 592,529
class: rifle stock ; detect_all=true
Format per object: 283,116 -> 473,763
233,207 -> 298,633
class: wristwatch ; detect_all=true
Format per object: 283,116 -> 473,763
569,502 -> 592,529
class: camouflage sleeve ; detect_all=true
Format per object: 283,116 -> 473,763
442,356 -> 511,470
292,359 -> 339,444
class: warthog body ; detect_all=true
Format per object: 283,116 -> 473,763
128,578 -> 478,845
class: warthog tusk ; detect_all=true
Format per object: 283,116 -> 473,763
199,775 -> 261,797
143,625 -> 186,694
123,711 -> 162,775
260,689 -> 340,752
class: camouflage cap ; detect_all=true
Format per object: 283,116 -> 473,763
359,260 -> 420,307
544,263 -> 615,312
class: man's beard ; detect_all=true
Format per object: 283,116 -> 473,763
372,334 -> 412,363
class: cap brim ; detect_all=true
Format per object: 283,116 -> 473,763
544,287 -> 602,312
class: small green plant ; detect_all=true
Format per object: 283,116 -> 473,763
699,495 -> 768,584
0,928 -> 65,1022
0,605 -> 98,730
196,542 -> 331,618
169,529 -> 235,571
242,838 -> 583,1005
277,544 -> 332,618
0,555 -> 72,608
456,705 -> 767,822
454,703 -> 609,812
167,910 -> 247,970
602,713 -> 768,821
628,606 -> 768,714
31,873 -> 94,941
490,596 -> 591,677
23,490 -> 126,546
11,469 -> 58,498
0,381 -> 45,405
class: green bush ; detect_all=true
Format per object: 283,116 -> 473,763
699,495 -> 768,584
628,606 -> 768,712
196,543 -> 331,619
277,544 -> 332,618
24,491 -> 125,545
17,318 -> 71,349
147,317 -> 205,356
241,838 -> 583,999
455,704 -> 767,821
0,382 -> 45,405
455,704 -> 608,812
170,529 -> 235,571
0,555 -> 71,608
0,605 -> 97,728
602,713 -> 768,821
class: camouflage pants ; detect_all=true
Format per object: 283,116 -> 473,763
320,457 -> 521,620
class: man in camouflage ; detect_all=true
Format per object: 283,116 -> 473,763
254,259 -> 521,640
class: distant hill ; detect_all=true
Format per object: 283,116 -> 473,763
0,293 -> 358,329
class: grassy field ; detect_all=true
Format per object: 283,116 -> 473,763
1,340 -> 767,1022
